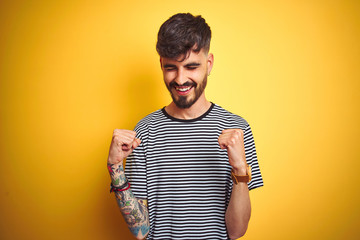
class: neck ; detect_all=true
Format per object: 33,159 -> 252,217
165,95 -> 211,120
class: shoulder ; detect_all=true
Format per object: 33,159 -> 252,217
211,103 -> 249,129
133,109 -> 163,134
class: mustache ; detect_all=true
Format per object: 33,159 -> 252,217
169,81 -> 197,88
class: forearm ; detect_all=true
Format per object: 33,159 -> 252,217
225,182 -> 251,239
108,163 -> 149,239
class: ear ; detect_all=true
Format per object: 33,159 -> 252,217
207,53 -> 214,76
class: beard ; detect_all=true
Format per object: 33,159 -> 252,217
166,75 -> 208,109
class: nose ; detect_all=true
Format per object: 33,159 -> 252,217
174,68 -> 187,85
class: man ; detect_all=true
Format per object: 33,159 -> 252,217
107,13 -> 263,240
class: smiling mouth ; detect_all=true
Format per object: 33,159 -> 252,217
169,81 -> 196,96
175,86 -> 193,92
173,85 -> 194,96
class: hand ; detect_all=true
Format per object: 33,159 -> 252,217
218,129 -> 247,175
107,129 -> 141,165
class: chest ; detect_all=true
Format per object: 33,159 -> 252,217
144,124 -> 231,185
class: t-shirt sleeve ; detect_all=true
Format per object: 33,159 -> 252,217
244,124 -> 264,190
124,123 -> 148,200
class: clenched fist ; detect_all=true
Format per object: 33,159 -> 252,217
107,129 -> 141,165
218,129 -> 247,175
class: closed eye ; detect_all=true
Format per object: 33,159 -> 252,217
186,66 -> 198,70
163,64 -> 177,71
185,63 -> 200,70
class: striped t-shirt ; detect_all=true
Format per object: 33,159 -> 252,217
125,103 -> 263,239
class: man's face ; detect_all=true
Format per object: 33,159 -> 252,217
160,49 -> 213,109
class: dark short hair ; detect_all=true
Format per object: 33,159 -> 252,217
156,13 -> 211,60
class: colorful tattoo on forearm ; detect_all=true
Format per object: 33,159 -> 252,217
115,189 -> 149,238
108,163 -> 149,238
107,163 -> 127,187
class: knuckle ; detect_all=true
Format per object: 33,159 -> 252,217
112,134 -> 117,141
234,129 -> 242,135
113,129 -> 124,137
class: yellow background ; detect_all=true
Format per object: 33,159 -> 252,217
1,0 -> 359,239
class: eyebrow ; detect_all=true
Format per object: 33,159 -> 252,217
163,64 -> 176,68
184,62 -> 200,68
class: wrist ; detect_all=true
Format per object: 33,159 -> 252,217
107,160 -> 123,167
107,156 -> 124,166
110,179 -> 131,193
231,164 -> 247,175
231,164 -> 252,184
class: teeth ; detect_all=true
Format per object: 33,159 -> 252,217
175,86 -> 191,92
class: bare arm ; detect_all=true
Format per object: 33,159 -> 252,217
225,170 -> 251,239
107,129 -> 149,240
218,129 -> 251,239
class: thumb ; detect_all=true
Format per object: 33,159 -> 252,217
219,144 -> 227,149
132,138 -> 141,149
218,141 -> 227,149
